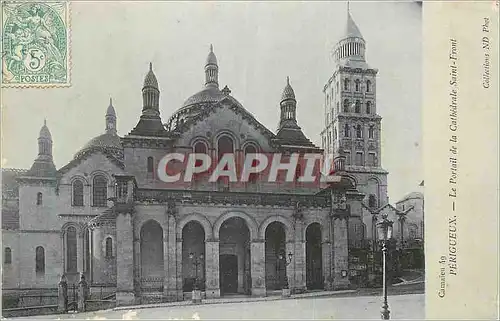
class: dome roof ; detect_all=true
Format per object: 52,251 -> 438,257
182,86 -> 225,108
281,77 -> 296,102
206,44 -> 218,66
143,62 -> 158,88
74,133 -> 122,159
39,120 -> 52,140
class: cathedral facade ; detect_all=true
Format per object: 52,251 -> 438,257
2,12 -> 381,305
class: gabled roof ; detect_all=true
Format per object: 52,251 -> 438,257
58,148 -> 124,176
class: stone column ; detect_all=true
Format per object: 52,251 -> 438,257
61,232 -> 66,274
115,212 -> 135,306
133,238 -> 141,294
292,219 -> 307,293
77,229 -> 84,273
164,215 -> 178,301
175,238 -> 183,300
205,239 -> 220,298
322,240 -> 333,290
332,216 -> 350,290
91,228 -> 102,284
250,239 -> 266,296
285,241 -> 295,290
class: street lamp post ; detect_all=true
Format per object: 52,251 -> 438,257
278,251 -> 293,297
377,214 -> 394,320
189,252 -> 204,304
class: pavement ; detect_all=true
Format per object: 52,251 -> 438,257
9,284 -> 424,320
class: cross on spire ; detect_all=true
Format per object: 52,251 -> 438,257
347,0 -> 350,13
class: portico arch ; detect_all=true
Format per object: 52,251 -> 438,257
258,215 -> 293,242
213,211 -> 258,240
177,213 -> 213,240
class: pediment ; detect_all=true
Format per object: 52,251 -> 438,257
173,97 -> 277,151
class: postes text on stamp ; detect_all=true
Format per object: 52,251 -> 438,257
2,1 -> 70,87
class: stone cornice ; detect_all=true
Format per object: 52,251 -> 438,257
121,136 -> 174,149
135,189 -> 330,208
18,230 -> 61,233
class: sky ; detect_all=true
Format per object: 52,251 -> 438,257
1,1 -> 422,203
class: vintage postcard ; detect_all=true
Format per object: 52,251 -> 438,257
0,1 -> 497,320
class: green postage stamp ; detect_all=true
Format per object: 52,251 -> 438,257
2,1 -> 70,87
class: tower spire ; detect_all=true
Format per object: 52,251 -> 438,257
142,62 -> 160,112
23,120 -> 57,178
205,44 -> 219,88
106,97 -> 117,134
279,77 -> 298,130
36,120 -> 53,159
347,0 -> 350,14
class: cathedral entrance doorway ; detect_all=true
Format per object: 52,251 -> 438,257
219,217 -> 251,295
265,222 -> 287,290
220,254 -> 238,294
306,223 -> 323,290
182,221 -> 206,292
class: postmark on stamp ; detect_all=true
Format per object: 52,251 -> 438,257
2,1 -> 70,87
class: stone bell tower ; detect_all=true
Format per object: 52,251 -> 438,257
320,6 -> 388,208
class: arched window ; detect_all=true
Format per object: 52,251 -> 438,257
344,123 -> 350,137
366,101 -> 372,114
244,144 -> 257,183
336,81 -> 339,92
194,141 -> 208,168
36,192 -> 42,205
368,194 -> 377,208
92,175 -> 107,207
217,135 -> 234,159
333,126 -> 337,140
356,124 -> 362,138
4,247 -> 12,264
355,79 -> 360,92
344,79 -> 350,91
35,246 -> 45,276
194,141 -> 207,154
72,180 -> 84,206
66,227 -> 77,273
105,237 -> 113,258
368,125 -> 375,139
336,102 -> 340,114
343,99 -> 349,112
217,135 -> 234,189
355,100 -> 361,113
366,80 -> 372,92
147,157 -> 154,174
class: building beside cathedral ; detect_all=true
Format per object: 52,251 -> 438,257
1,10 -> 419,306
